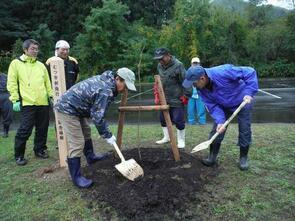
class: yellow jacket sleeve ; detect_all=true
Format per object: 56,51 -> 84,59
7,60 -> 20,103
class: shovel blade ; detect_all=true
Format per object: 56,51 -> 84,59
115,159 -> 144,181
191,140 -> 211,153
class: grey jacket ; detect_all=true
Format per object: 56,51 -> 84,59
157,57 -> 190,107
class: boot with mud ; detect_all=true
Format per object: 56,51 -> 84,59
83,139 -> 109,165
177,129 -> 185,149
67,157 -> 93,188
202,143 -> 221,166
239,146 -> 249,171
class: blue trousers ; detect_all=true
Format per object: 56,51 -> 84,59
187,97 -> 206,125
210,104 -> 252,149
160,106 -> 185,130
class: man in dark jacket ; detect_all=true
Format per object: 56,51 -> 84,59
46,40 -> 79,90
0,72 -> 12,137
183,64 -> 258,170
54,68 -> 136,188
153,48 -> 190,149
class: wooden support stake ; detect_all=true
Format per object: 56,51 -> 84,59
49,57 -> 68,167
154,75 -> 180,161
119,105 -> 169,112
116,88 -> 128,149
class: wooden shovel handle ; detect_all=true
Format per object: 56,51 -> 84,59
209,100 -> 248,144
113,142 -> 126,162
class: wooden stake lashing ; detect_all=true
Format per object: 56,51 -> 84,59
154,75 -> 180,161
49,57 -> 68,167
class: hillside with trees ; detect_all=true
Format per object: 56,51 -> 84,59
0,0 -> 294,79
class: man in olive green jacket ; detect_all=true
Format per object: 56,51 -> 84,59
153,48 -> 191,149
7,39 -> 53,166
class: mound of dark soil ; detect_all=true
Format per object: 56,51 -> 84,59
83,148 -> 218,220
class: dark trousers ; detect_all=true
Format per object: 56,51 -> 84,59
15,105 -> 49,158
0,93 -> 12,128
160,106 -> 185,130
209,105 -> 252,149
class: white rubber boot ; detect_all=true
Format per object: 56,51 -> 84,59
177,129 -> 185,149
156,127 -> 170,144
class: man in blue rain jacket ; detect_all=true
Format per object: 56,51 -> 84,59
183,64 -> 258,171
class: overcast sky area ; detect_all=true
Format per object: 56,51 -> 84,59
244,0 -> 295,9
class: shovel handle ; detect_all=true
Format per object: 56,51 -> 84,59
209,100 -> 248,144
113,142 -> 126,162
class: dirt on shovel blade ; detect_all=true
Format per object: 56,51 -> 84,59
82,147 -> 218,220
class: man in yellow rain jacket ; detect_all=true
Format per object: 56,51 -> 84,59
7,39 -> 53,166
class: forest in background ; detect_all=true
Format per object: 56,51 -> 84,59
0,0 -> 294,80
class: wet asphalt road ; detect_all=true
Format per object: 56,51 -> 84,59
253,87 -> 295,123
3,79 -> 295,131
108,78 -> 295,123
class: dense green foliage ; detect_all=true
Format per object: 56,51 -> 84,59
0,0 -> 294,79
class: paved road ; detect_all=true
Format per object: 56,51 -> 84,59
253,87 -> 295,123
4,79 -> 295,131
108,79 -> 295,123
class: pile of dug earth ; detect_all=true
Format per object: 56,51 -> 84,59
83,147 -> 218,220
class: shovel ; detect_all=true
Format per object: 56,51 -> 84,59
191,100 -> 248,153
112,142 -> 144,181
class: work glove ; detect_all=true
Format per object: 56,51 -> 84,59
105,135 -> 116,145
243,95 -> 253,104
153,82 -> 160,104
180,95 -> 188,105
216,124 -> 226,134
13,101 -> 21,112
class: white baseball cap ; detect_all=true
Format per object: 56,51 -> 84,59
55,40 -> 70,49
191,57 -> 200,64
117,68 -> 136,91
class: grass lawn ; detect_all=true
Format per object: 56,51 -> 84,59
0,123 -> 294,221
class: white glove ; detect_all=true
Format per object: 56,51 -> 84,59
243,95 -> 253,104
216,124 -> 226,133
105,135 -> 116,145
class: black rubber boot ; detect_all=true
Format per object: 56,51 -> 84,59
15,142 -> 26,162
15,141 -> 27,166
35,150 -> 49,159
202,143 -> 221,167
239,146 -> 249,171
15,156 -> 27,166
83,139 -> 109,165
3,125 -> 9,138
67,157 -> 93,188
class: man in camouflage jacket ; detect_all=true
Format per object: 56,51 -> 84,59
54,68 -> 136,188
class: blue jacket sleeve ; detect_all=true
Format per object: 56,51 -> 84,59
200,93 -> 226,124
90,92 -> 112,139
226,66 -> 259,97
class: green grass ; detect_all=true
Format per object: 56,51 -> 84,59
0,123 -> 294,221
